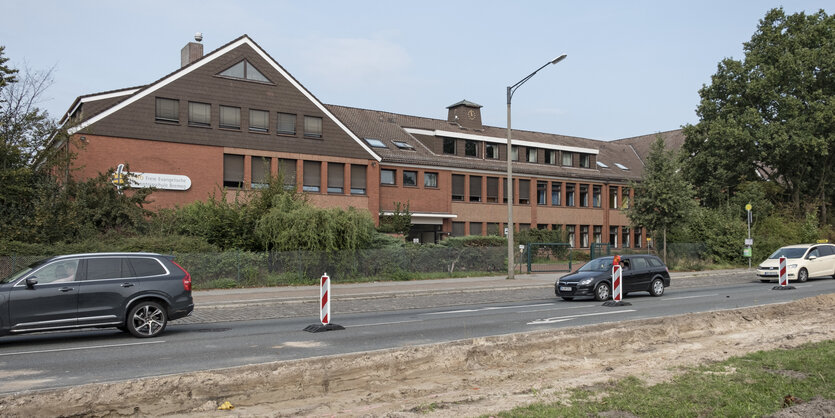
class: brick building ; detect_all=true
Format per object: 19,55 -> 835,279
61,34 -> 684,247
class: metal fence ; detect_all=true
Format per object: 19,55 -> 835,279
525,242 -> 573,273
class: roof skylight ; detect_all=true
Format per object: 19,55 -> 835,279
364,138 -> 387,148
615,163 -> 629,170
596,161 -> 609,168
392,141 -> 414,150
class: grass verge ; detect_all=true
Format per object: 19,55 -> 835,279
491,339 -> 835,417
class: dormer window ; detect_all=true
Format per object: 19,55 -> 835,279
218,60 -> 271,83
579,154 -> 590,168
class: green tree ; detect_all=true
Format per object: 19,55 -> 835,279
627,135 -> 695,264
682,8 -> 835,222
377,201 -> 411,236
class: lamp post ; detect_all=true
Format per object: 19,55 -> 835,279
506,54 -> 567,279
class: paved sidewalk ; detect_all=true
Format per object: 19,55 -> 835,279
193,268 -> 756,308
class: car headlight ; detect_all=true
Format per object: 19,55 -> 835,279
579,278 -> 594,285
788,264 -> 798,269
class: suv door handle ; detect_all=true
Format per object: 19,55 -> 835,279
121,283 -> 134,288
60,287 -> 74,292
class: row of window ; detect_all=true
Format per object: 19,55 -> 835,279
449,223 -> 644,248
441,137 -> 596,169
380,168 -> 438,188
222,154 -> 367,195
155,97 -> 324,138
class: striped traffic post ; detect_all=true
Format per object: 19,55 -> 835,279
320,273 -> 330,325
303,272 -> 345,332
772,255 -> 796,291
779,256 -> 787,287
612,264 -> 623,302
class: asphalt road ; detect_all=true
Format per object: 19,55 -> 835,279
0,272 -> 833,395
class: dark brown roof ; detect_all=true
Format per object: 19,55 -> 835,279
612,129 -> 686,163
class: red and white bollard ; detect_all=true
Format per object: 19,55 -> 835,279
304,272 -> 345,332
612,264 -> 623,302
772,255 -> 795,291
320,273 -> 331,325
779,256 -> 788,287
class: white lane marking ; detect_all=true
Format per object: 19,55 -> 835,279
528,310 -> 637,325
0,340 -> 166,357
422,303 -> 557,316
517,305 -> 596,314
351,320 -> 422,327
665,294 -> 717,301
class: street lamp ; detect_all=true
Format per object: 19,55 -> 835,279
506,54 -> 567,279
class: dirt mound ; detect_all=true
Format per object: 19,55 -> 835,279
1,294 -> 834,417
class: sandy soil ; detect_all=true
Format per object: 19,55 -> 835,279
1,294 -> 834,417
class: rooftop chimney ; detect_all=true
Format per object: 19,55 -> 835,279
180,32 -> 204,67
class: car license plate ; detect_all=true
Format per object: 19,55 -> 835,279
761,272 -> 777,277
559,286 -> 572,292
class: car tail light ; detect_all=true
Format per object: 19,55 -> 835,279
172,261 -> 192,291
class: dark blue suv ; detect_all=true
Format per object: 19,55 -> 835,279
0,253 -> 193,338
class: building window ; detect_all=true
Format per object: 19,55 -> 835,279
593,185 -> 602,207
622,227 -> 631,248
593,225 -> 602,244
511,146 -> 520,161
452,222 -> 466,237
302,161 -> 321,192
487,223 -> 499,235
277,112 -> 296,135
546,150 -> 556,164
566,183 -> 575,206
223,154 -> 244,188
610,226 -> 619,248
520,223 -> 531,230
251,156 -> 271,189
279,158 -> 296,190
188,102 -> 210,127
566,225 -> 575,247
424,172 -> 438,188
622,187 -> 631,209
403,170 -> 417,187
580,184 -> 589,207
486,177 -> 499,203
219,60 -> 270,82
470,222 -> 482,236
304,116 -> 323,138
443,138 -> 456,154
469,176 -> 482,202
634,227 -> 643,248
537,181 -> 547,205
486,143 -> 499,159
249,109 -> 269,133
327,162 -> 344,194
562,151 -> 573,166
451,174 -> 465,201
518,179 -> 530,205
580,154 -> 591,168
527,148 -> 537,163
551,182 -> 561,206
381,169 -> 396,185
609,186 -> 619,209
219,105 -> 241,129
580,226 -> 589,248
465,140 -> 478,157
155,98 -> 179,123
351,164 -> 366,194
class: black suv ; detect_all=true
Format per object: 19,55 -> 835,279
0,253 -> 193,338
555,254 -> 671,301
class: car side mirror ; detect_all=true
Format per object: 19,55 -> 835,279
808,255 -> 817,261
25,277 -> 38,288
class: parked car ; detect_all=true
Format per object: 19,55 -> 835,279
0,252 -> 193,338
756,243 -> 835,283
555,254 -> 671,301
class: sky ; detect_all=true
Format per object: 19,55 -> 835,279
1,1 -> 829,141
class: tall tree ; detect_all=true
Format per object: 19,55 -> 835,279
682,8 -> 835,223
627,135 -> 695,264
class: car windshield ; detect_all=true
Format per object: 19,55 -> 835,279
578,257 -> 614,272
0,259 -> 48,284
768,247 -> 808,260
